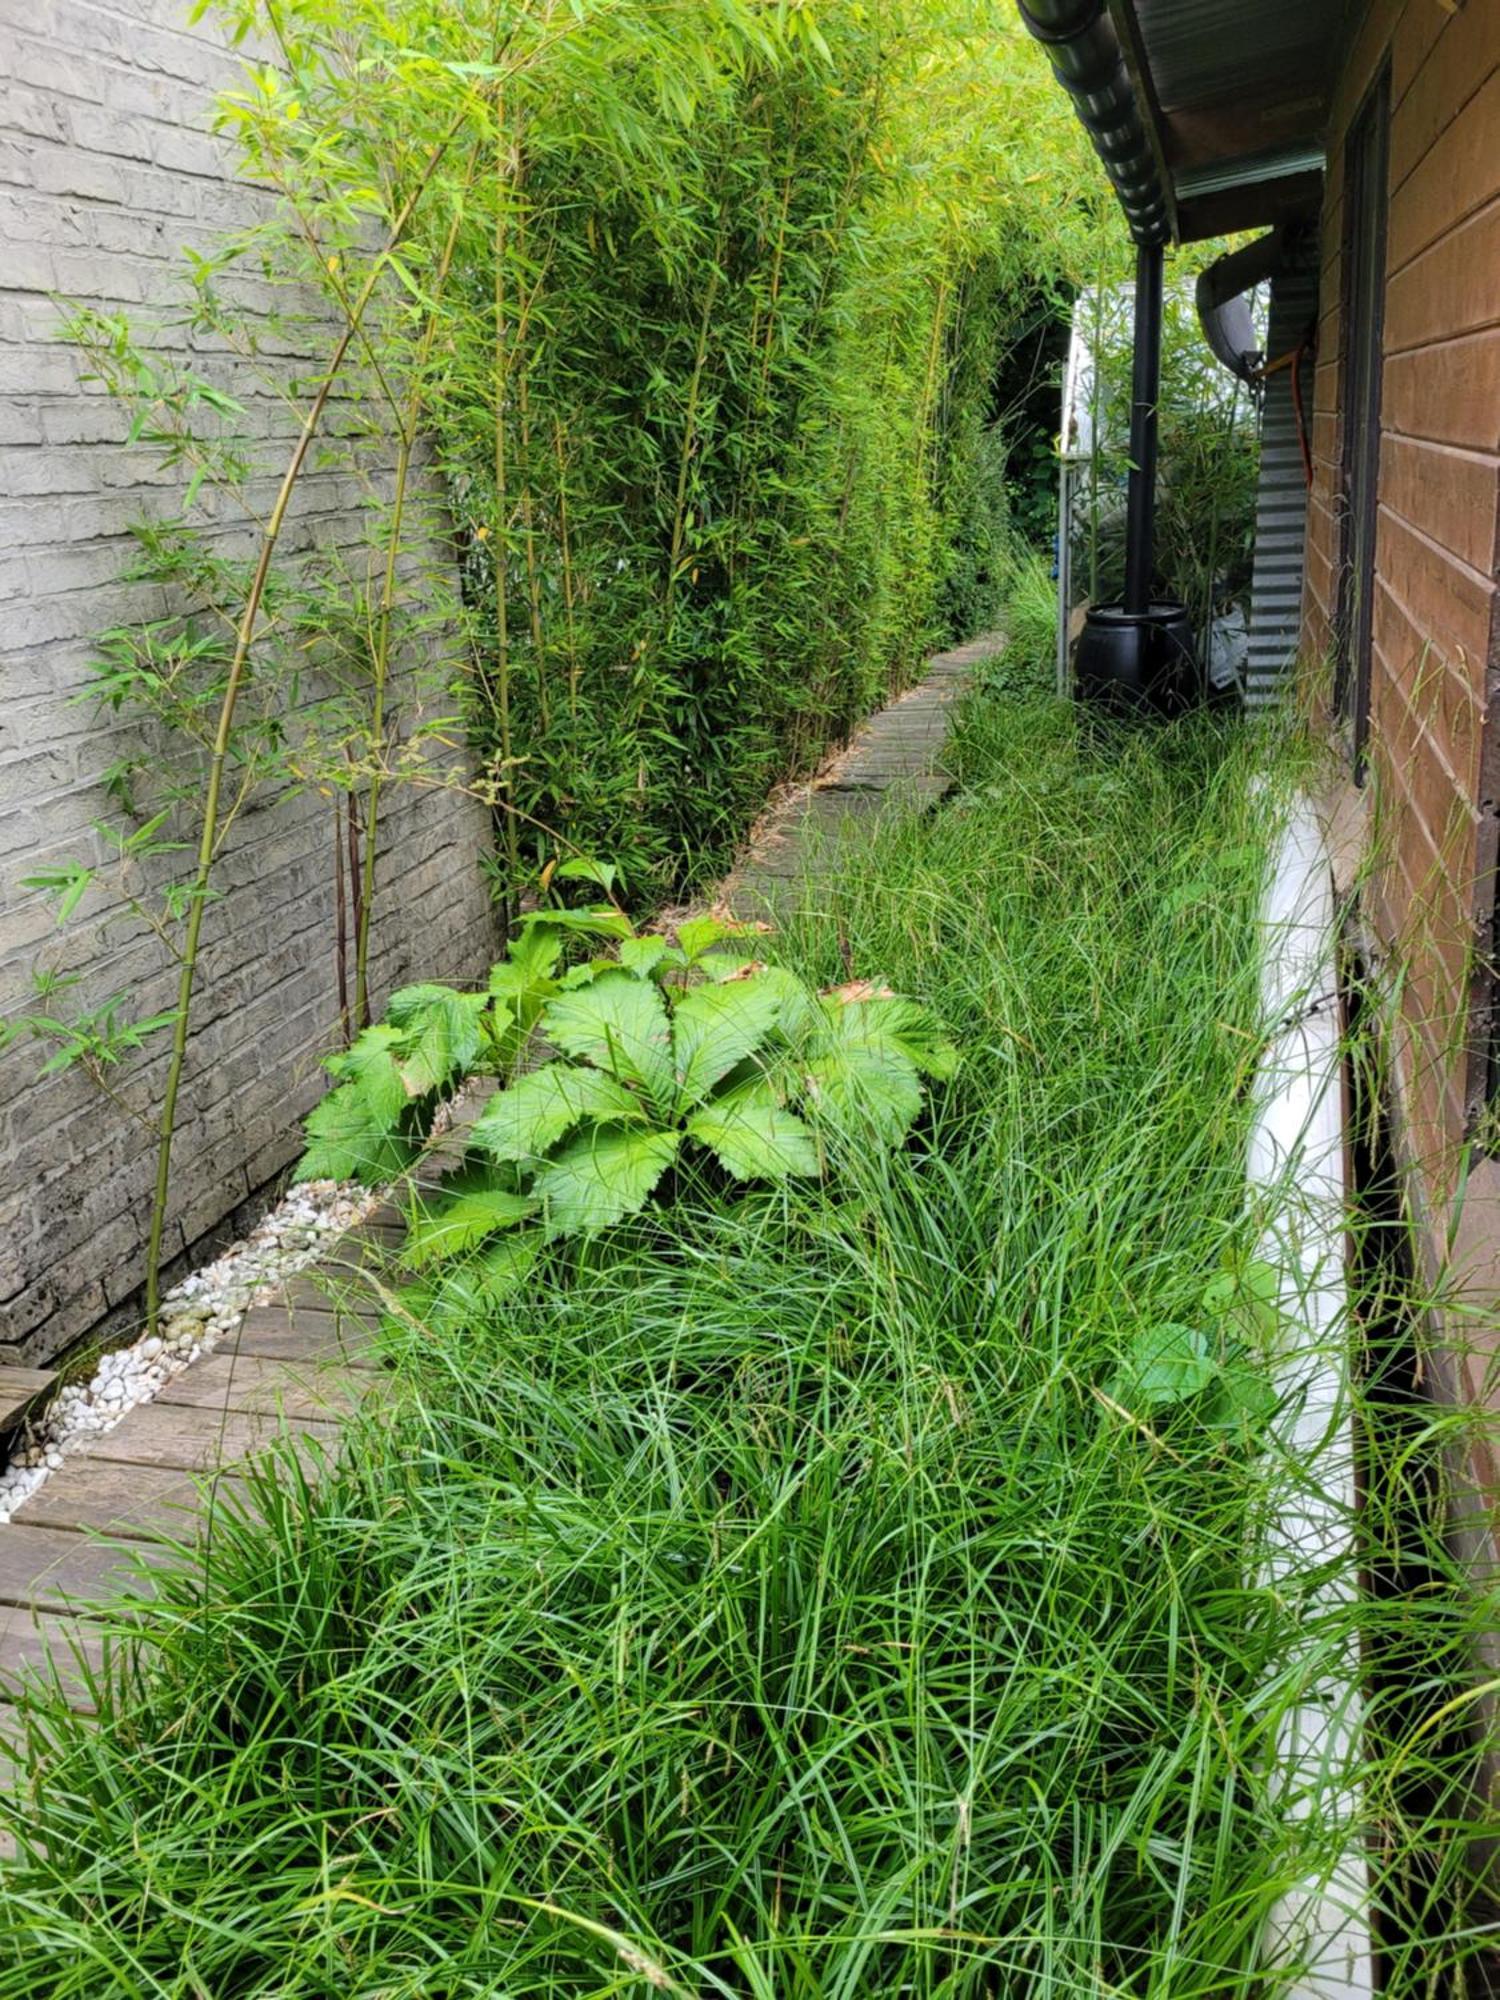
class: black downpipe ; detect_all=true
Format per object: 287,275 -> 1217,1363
1124,240 -> 1164,617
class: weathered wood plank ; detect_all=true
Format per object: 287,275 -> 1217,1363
0,1368 -> 56,1432
11,1459 -> 246,1540
277,1268 -> 388,1314
230,1307 -> 383,1368
0,1606 -> 109,1713
0,1525 -> 168,1615
152,1355 -> 369,1420
66,1403 -> 340,1475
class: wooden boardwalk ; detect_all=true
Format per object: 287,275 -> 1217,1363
723,634 -> 996,925
0,1222 -> 394,1851
0,633 -> 996,1852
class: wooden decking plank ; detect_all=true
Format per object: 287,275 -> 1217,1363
62,1403 -> 340,1475
0,1368 -> 56,1432
230,1307 -> 383,1368
11,1460 -> 247,1539
278,1268 -> 388,1313
0,1525 -> 169,1615
152,1355 -> 368,1420
0,1606 -> 108,1713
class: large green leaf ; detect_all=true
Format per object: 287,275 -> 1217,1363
816,993 -> 961,1081
1111,1324 -> 1217,1410
395,1231 -> 542,1334
670,976 -> 782,1108
687,1082 -> 819,1182
798,1044 -> 923,1147
401,1183 -> 537,1270
469,1061 -> 646,1163
618,935 -> 671,980
293,1084 -> 416,1186
542,973 -> 675,1113
386,984 -> 488,1097
532,1125 -> 680,1238
325,1023 -> 408,1125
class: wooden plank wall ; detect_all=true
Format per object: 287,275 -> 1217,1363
1305,0 -> 1500,1248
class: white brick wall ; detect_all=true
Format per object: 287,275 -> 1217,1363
0,0 -> 499,1361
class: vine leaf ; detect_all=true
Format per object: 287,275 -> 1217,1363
670,977 -> 782,1108
532,1125 -> 680,1238
542,973 -> 675,1112
470,1062 -> 645,1163
687,1082 -> 819,1181
1110,1324 -> 1217,1410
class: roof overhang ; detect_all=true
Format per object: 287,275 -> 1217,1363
1023,0 -> 1343,244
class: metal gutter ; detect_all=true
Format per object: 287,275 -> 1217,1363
1104,0 -> 1180,241
1015,0 -> 1171,246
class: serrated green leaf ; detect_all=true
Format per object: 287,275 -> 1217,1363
677,914 -> 739,963
402,1183 -> 537,1269
532,1125 -> 680,1238
618,935 -> 670,980
818,995 -> 960,1081
387,984 -> 488,1096
470,1061 -> 646,1163
670,976 -> 782,1107
294,1084 -> 416,1186
325,1023 -> 408,1125
394,1231 -> 542,1333
542,973 -> 675,1112
687,1082 -> 819,1182
799,1044 -> 924,1146
499,926 -> 564,984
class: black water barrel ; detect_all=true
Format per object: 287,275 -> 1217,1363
1073,601 -> 1199,716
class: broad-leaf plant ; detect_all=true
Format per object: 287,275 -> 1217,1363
295,907 -> 958,1324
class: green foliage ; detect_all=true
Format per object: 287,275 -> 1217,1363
11,688 -> 1496,1993
294,907 -> 956,1294
1075,273 -> 1261,651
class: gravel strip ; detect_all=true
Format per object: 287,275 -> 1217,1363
0,1178 -> 380,1524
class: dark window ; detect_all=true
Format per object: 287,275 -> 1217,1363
1336,67 -> 1390,776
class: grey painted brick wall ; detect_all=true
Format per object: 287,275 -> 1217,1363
0,0 -> 499,1362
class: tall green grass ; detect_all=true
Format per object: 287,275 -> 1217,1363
2,694 -> 1495,1994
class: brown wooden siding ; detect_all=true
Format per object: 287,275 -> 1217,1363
1304,0 -> 1500,1242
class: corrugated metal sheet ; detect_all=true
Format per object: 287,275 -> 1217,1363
1130,0 -> 1343,121
1246,258 -> 1320,710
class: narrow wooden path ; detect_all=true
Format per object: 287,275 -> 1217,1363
0,631 -> 999,1851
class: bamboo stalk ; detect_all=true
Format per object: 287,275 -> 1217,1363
353,188 -> 471,1030
493,107 -> 520,901
553,414 -> 580,720
333,791 -> 349,1046
141,134 -> 459,1338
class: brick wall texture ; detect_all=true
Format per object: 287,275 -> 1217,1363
1305,0 -> 1500,1227
0,0 -> 500,1362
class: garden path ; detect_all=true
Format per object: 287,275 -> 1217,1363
0,631 -> 1001,1847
